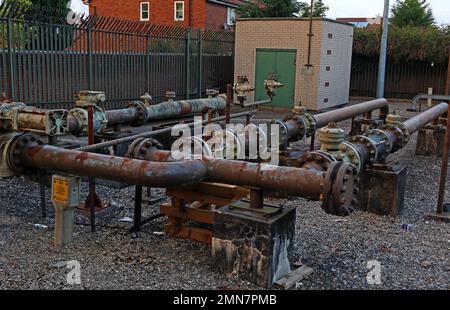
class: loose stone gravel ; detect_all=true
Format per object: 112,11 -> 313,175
0,101 -> 448,290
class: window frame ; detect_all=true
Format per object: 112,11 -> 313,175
174,1 -> 185,22
140,2 -> 150,22
227,7 -> 236,26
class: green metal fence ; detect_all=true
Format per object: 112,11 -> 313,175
0,1 -> 235,110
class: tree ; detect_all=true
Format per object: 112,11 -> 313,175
391,0 -> 435,28
237,0 -> 301,18
31,0 -> 68,11
298,0 -> 329,17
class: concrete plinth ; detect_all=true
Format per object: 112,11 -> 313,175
415,127 -> 445,157
212,203 -> 296,288
357,163 -> 407,217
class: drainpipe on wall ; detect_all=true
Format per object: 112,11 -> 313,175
305,0 -> 314,68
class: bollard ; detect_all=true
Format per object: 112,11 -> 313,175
51,175 -> 81,247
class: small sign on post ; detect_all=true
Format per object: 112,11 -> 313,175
51,175 -> 80,247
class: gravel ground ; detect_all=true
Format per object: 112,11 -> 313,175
0,101 -> 449,290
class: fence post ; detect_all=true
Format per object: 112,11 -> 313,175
6,17 -> 16,100
87,28 -> 93,90
197,29 -> 203,99
185,28 -> 191,100
146,31 -> 151,94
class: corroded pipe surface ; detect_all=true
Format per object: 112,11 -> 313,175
206,159 -> 324,199
105,108 -> 140,125
313,99 -> 389,128
19,144 -> 208,187
404,102 -> 448,134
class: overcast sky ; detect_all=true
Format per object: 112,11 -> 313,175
60,0 -> 450,26
322,0 -> 449,25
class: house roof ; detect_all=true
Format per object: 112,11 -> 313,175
236,17 -> 354,27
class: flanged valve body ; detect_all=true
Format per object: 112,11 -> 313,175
319,122 -> 345,153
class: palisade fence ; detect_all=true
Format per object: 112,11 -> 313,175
0,0 -> 234,110
350,55 -> 448,99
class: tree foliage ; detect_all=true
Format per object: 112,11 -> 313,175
298,0 -> 329,17
31,0 -> 68,11
391,0 -> 435,27
237,0 -> 301,18
353,25 -> 450,64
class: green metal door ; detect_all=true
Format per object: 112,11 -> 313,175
255,49 -> 296,108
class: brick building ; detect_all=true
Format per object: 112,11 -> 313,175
234,18 -> 354,111
83,0 -> 245,30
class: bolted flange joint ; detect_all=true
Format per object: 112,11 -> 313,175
320,162 -> 359,216
128,101 -> 149,126
7,133 -> 44,175
125,138 -> 163,161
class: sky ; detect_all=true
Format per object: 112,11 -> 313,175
321,0 -> 450,25
3,1 -> 449,25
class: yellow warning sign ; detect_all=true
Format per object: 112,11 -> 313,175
52,178 -> 69,204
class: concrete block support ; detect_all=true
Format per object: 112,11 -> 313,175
212,203 -> 296,288
356,163 -> 407,217
415,127 -> 446,157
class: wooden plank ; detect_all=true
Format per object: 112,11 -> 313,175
160,203 -> 214,224
166,189 -> 239,207
167,182 -> 248,201
176,226 -> 213,244
274,266 -> 314,290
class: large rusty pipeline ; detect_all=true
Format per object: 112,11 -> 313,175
103,96 -> 227,127
403,102 -> 448,134
8,133 -> 358,216
293,103 -> 449,173
313,99 -> 389,128
277,99 -> 390,145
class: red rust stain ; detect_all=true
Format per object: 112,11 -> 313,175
27,145 -> 43,158
75,152 -> 89,161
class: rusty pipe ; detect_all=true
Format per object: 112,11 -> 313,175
206,159 -> 323,199
16,142 -> 208,188
404,102 -> 449,134
313,99 -> 389,129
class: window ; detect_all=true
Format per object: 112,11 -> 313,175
328,33 -> 333,39
174,1 -> 184,21
227,7 -> 236,26
325,82 -> 330,87
327,50 -> 332,55
324,98 -> 329,103
140,2 -> 149,21
326,66 -> 331,71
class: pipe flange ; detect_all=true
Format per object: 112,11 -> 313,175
380,124 -> 404,152
351,135 -> 378,167
339,141 -> 362,172
272,119 -> 289,145
366,128 -> 393,159
125,138 -> 163,160
291,150 -> 336,171
68,108 -> 88,137
7,133 -> 43,175
321,162 -> 358,216
128,100 -> 148,126
396,122 -> 410,146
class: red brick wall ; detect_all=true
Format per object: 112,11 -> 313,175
205,2 -> 228,31
88,0 -> 206,28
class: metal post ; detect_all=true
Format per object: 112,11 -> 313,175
7,18 -> 16,100
185,28 -> 192,100
305,0 -> 314,68
39,172 -> 47,218
445,52 -> 450,96
87,28 -> 93,90
87,105 -> 96,232
133,185 -> 143,232
376,0 -> 390,98
146,32 -> 151,94
226,84 -> 232,125
436,102 -> 450,214
197,29 -> 203,99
